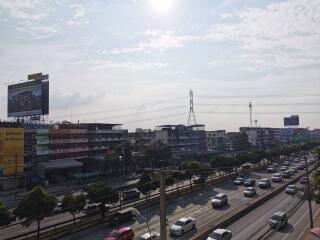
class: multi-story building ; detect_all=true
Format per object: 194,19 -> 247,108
240,127 -> 275,149
0,121 -> 128,188
206,130 -> 226,153
128,128 -> 155,146
155,124 -> 206,159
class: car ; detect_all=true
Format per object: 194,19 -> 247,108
170,217 -> 196,236
267,167 -> 276,173
243,179 -> 256,187
284,161 -> 290,166
54,202 -> 63,214
290,167 -> 297,173
269,211 -> 288,230
273,162 -> 279,167
192,175 -> 206,184
138,232 -> 160,240
206,229 -> 232,240
108,208 -> 136,226
300,177 -> 308,185
83,203 -> 100,216
294,158 -> 300,163
280,166 -> 288,171
244,187 -> 256,197
282,170 -> 291,178
106,227 -> 134,240
258,178 -> 271,188
272,173 -> 282,183
286,185 -> 297,194
297,164 -> 305,170
122,190 -> 141,200
212,193 -> 228,207
233,177 -> 245,185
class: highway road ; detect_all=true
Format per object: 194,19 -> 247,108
63,167 -> 300,240
226,185 -> 320,240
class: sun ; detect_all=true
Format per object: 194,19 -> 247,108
149,0 -> 174,13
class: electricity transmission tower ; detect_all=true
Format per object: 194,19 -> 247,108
187,89 -> 197,126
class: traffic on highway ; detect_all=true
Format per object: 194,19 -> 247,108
57,151 -> 318,240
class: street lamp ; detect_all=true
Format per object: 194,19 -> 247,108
130,208 -> 152,237
119,155 -> 123,176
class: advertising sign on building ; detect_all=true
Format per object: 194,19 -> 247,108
8,73 -> 49,118
0,128 -> 24,176
284,115 -> 300,126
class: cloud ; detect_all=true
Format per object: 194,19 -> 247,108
66,3 -> 89,27
0,0 -> 60,39
51,89 -> 105,109
106,0 -> 320,73
16,24 -> 60,39
108,31 -> 197,54
89,60 -> 168,71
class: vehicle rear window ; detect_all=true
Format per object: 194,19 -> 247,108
111,231 -> 121,238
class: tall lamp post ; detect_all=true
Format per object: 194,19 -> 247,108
119,155 -> 123,176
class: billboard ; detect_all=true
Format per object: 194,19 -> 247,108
0,128 -> 24,176
8,79 -> 49,117
284,115 -> 299,126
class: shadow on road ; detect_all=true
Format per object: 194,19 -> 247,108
278,223 -> 294,233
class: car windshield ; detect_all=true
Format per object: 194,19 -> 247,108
110,231 -> 121,238
236,178 -> 243,181
215,195 -> 223,199
174,220 -> 185,226
271,215 -> 283,221
211,232 -> 222,239
246,187 -> 253,191
274,174 -> 280,177
288,186 -> 295,189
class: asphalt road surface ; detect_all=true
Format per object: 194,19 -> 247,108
227,186 -> 320,240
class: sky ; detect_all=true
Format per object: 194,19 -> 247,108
0,0 -> 319,132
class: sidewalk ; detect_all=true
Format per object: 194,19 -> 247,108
300,205 -> 320,240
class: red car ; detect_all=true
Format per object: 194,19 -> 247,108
106,227 -> 134,240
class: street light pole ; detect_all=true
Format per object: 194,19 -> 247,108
304,155 -> 314,228
160,171 -> 167,240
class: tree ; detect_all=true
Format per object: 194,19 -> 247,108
105,149 -> 120,176
61,193 -> 86,225
15,186 -> 57,239
231,132 -> 250,151
87,182 -> 119,218
137,174 -> 157,201
0,201 -> 12,227
143,141 -> 172,168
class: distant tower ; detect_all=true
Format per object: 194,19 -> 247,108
187,89 -> 197,126
249,102 -> 253,127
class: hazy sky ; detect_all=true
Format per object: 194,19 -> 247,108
0,0 -> 319,131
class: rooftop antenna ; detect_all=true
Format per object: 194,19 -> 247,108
254,119 -> 258,127
249,102 -> 253,127
187,89 -> 197,126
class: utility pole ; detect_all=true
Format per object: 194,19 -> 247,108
305,155 -> 314,228
160,171 -> 167,240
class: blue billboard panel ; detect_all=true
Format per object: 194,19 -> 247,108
284,115 -> 299,126
8,79 -> 49,117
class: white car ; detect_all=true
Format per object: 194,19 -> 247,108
138,232 -> 160,240
170,217 -> 196,236
207,229 -> 232,240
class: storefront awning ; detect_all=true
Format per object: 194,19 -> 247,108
39,159 -> 83,170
